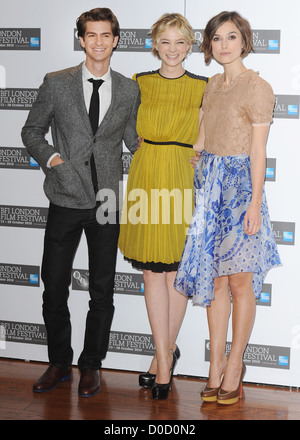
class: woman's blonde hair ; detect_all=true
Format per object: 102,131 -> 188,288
201,11 -> 254,65
150,13 -> 195,59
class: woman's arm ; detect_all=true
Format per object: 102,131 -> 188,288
244,124 -> 270,235
193,108 -> 205,153
190,109 -> 205,168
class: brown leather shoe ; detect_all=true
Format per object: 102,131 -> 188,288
217,363 -> 246,405
78,369 -> 100,398
33,365 -> 71,393
201,373 -> 224,402
201,385 -> 220,402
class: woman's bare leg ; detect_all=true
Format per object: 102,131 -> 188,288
206,276 -> 231,387
221,272 -> 256,391
143,270 -> 187,383
167,271 -> 188,351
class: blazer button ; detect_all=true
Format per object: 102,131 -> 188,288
93,138 -> 96,143
85,161 -> 89,165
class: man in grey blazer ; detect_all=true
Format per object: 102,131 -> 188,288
21,8 -> 140,397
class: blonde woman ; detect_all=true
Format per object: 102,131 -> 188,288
118,13 -> 208,399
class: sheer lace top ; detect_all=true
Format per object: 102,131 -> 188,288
202,69 -> 275,156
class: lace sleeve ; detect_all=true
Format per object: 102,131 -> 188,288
246,77 -> 275,125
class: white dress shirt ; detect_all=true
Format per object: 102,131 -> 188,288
47,63 -> 112,168
82,62 -> 112,124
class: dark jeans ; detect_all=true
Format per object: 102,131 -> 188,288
41,203 -> 119,371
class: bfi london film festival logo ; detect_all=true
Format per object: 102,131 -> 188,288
257,283 -> 272,306
0,320 -> 47,347
0,205 -> 48,229
72,269 -> 144,296
0,147 -> 39,170
251,30 -> 280,54
271,221 -> 295,245
274,95 -> 299,119
108,331 -> 155,356
122,152 -> 133,175
192,29 -> 280,54
265,158 -> 276,182
0,88 -> 38,110
74,29 -> 152,51
0,263 -> 40,287
205,340 -> 290,369
0,28 -> 40,50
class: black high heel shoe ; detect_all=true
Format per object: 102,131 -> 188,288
151,346 -> 180,400
139,371 -> 156,388
139,346 -> 180,389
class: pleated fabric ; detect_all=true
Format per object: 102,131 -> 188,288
118,70 -> 208,270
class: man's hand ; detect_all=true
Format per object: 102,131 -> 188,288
137,136 -> 144,149
50,155 -> 64,167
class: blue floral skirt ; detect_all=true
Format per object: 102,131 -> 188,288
174,151 -> 281,306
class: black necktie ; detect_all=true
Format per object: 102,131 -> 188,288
88,78 -> 104,193
88,78 -> 104,134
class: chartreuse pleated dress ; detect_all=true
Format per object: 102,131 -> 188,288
118,70 -> 208,272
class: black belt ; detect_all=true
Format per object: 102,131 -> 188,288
143,139 -> 193,148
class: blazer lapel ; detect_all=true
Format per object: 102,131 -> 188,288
97,69 -> 120,133
70,62 -> 93,135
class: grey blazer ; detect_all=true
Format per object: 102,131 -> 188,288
21,62 -> 140,210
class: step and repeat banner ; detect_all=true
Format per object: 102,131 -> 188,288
0,0 -> 299,388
